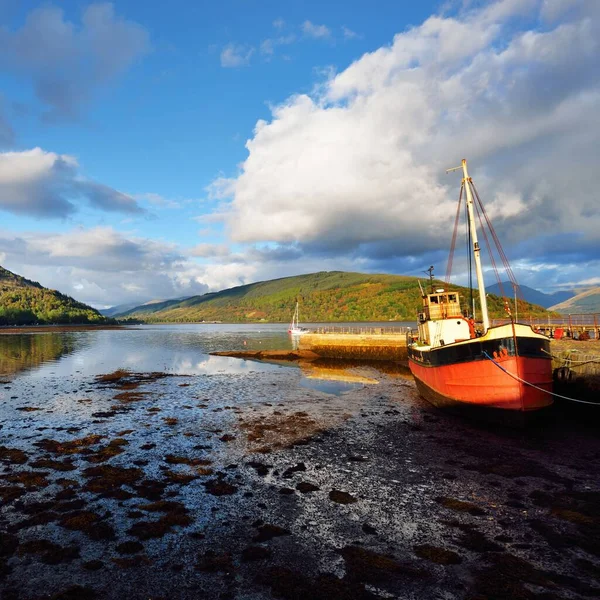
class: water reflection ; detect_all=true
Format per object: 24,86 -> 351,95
0,323 -> 415,384
0,333 -> 84,378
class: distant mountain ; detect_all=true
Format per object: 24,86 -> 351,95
0,265 -> 108,326
549,287 -> 600,314
101,297 -> 192,317
100,302 -> 144,317
487,281 -> 574,309
114,271 -> 550,323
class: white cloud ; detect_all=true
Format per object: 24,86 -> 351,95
210,1 -> 600,280
342,26 -> 359,40
220,43 -> 254,67
0,226 -> 213,306
0,147 -> 144,217
273,18 -> 285,30
0,3 -> 149,121
302,20 -> 331,39
260,34 -> 296,56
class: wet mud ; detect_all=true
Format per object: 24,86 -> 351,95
1,363 -> 599,599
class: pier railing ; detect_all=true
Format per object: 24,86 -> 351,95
311,326 -> 410,335
491,313 -> 599,339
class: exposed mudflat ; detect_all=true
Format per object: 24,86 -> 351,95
1,361 -> 599,599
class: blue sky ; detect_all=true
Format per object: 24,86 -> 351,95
0,0 -> 599,307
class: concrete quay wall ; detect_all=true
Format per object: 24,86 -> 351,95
299,333 -> 407,361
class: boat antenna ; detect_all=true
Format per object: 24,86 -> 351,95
423,266 -> 434,294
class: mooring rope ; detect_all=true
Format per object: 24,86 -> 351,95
482,351 -> 599,405
540,347 -> 600,366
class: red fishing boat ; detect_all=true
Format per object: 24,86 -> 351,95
407,160 -> 553,424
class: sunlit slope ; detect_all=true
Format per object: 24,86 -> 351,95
116,271 -> 550,323
549,287 -> 600,314
0,265 -> 107,325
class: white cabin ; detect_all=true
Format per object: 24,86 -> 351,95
416,289 -> 474,348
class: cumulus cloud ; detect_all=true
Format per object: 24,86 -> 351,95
0,99 -> 14,148
301,20 -> 331,39
212,0 -> 600,287
341,26 -> 359,40
0,3 -> 150,121
0,148 -> 144,218
0,226 -> 215,306
220,43 -> 254,67
260,34 -> 296,56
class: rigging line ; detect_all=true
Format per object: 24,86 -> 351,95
445,184 -> 464,284
446,183 -> 465,283
482,351 -> 600,405
472,189 -> 505,298
471,182 -> 519,290
466,190 -> 473,316
540,348 -> 600,365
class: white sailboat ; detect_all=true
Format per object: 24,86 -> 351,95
288,301 -> 309,336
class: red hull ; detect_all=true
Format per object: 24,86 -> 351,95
409,355 -> 553,413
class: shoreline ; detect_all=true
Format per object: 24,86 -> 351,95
0,324 -> 130,334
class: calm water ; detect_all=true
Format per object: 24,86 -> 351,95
0,322 -> 413,394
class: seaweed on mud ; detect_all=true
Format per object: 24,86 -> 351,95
113,391 -> 151,403
246,461 -> 272,476
165,454 -> 212,466
163,470 -> 198,485
0,485 -> 26,504
127,508 -> 193,540
83,438 -> 129,463
112,555 -> 152,568
49,585 -> 98,600
255,566 -> 376,600
0,446 -> 28,464
469,553 -> 565,599
414,544 -> 462,565
282,462 -> 306,478
163,417 -> 179,425
252,524 -> 291,543
241,545 -> 272,562
59,510 -> 116,540
136,500 -> 188,513
95,369 -> 131,383
197,551 -> 234,572
329,490 -> 357,505
338,546 -> 426,586
203,478 -> 238,496
15,406 -> 41,412
436,496 -> 485,515
17,539 -> 80,564
82,560 -> 104,571
4,471 -> 49,489
30,458 -> 76,471
116,541 -> 144,554
82,464 -> 143,498
239,411 -> 323,451
35,435 -> 104,454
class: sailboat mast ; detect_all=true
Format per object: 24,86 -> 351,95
461,159 -> 489,331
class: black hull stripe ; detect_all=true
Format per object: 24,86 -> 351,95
408,336 -> 550,368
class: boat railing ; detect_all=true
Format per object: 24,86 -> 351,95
311,326 -> 411,335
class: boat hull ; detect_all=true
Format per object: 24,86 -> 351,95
408,330 -> 553,421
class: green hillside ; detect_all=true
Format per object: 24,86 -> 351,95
549,287 -> 600,314
0,266 -> 109,326
117,271 -> 550,323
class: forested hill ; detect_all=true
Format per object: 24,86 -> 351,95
0,266 -> 108,325
116,271 -> 551,323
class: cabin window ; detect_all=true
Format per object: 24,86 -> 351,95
448,294 -> 457,302
430,296 -> 439,304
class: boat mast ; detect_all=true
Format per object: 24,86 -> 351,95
461,159 -> 489,332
